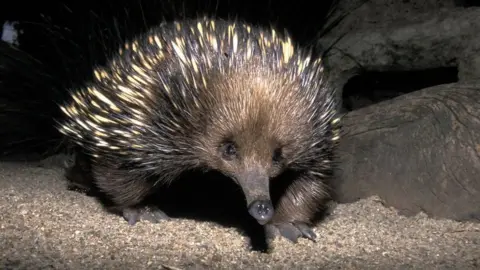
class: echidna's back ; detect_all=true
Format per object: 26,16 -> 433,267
56,17 -> 337,174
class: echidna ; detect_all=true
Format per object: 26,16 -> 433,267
13,16 -> 342,243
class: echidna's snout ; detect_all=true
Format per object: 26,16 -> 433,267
248,199 -> 274,225
236,169 -> 275,225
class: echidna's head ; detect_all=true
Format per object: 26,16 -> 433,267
192,63 -> 335,225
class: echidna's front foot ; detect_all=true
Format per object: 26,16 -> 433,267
265,221 -> 317,243
122,206 -> 171,225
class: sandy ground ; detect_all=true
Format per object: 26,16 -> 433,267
1,159 -> 479,270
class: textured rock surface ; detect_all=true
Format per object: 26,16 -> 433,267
317,2 -> 480,93
335,82 -> 480,221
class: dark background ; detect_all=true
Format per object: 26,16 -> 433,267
0,0 -> 338,90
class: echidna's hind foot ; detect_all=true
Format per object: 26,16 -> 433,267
122,205 -> 171,225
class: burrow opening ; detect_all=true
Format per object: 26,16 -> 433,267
341,66 -> 459,111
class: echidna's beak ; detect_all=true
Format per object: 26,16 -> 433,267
236,170 -> 274,225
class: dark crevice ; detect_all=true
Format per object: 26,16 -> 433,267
454,0 -> 480,7
341,67 -> 459,111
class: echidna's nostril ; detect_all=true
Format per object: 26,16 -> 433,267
248,199 -> 274,225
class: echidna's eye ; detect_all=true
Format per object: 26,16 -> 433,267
220,141 -> 238,160
272,147 -> 283,163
